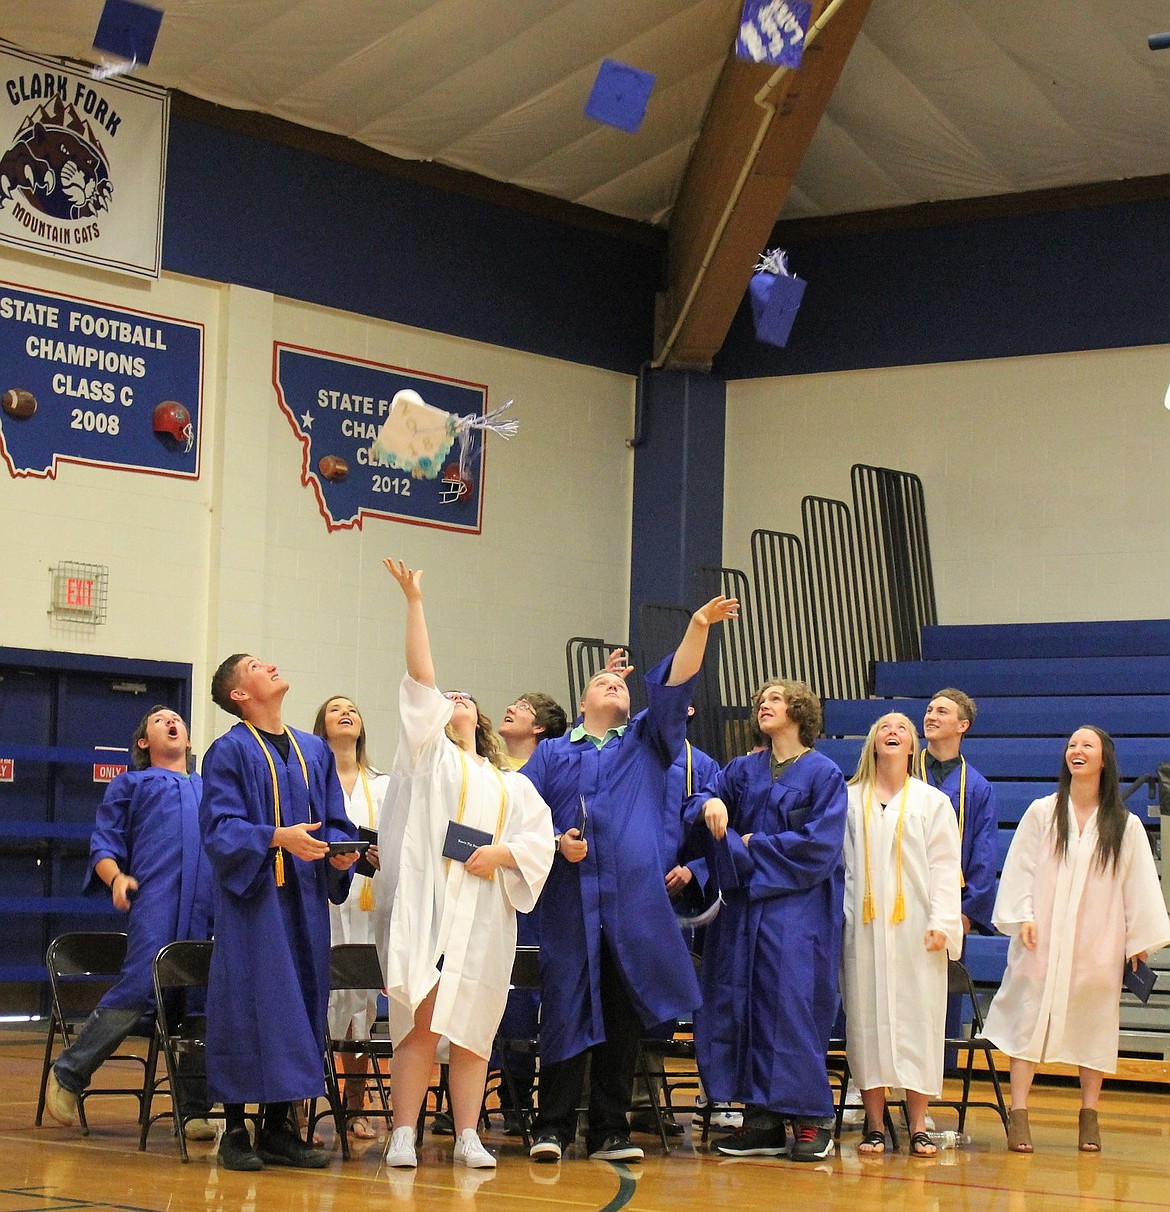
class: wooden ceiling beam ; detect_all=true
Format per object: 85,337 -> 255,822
655,0 -> 873,370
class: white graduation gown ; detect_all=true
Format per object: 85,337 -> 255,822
327,769 -> 391,1038
843,777 -> 963,1096
983,795 -> 1170,1072
373,676 -> 554,1058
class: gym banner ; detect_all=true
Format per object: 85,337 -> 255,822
274,343 -> 489,535
0,40 -> 169,278
0,280 -> 203,480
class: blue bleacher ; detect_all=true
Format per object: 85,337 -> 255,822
819,619 -> 1170,988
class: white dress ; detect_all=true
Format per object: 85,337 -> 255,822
983,795 -> 1170,1072
373,676 -> 554,1058
843,776 -> 963,1096
327,768 -> 391,1038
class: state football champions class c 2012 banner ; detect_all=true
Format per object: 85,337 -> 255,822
0,280 -> 203,481
273,343 -> 489,535
0,40 -> 168,278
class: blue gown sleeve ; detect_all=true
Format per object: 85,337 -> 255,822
85,771 -> 134,891
199,733 -> 279,900
960,775 -> 999,932
638,654 -> 699,768
744,760 -> 848,900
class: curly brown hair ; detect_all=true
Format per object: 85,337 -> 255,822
751,678 -> 824,749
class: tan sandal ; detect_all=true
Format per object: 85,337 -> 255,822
1007,1108 -> 1033,1153
1078,1108 -> 1100,1152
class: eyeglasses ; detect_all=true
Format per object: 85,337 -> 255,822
444,691 -> 473,702
508,700 -> 535,715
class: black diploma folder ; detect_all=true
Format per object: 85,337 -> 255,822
354,826 -> 379,878
443,820 -> 493,863
1123,958 -> 1157,1004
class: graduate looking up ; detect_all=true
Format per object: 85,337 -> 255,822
523,593 -> 739,1165
201,655 -> 360,1172
842,712 -> 962,1158
44,706 -> 215,1139
694,679 -> 848,1162
313,694 -> 391,1141
982,726 -> 1170,1154
499,692 -> 568,770
920,688 -> 999,935
375,558 -> 554,1171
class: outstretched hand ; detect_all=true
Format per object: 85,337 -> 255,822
605,647 -> 635,682
384,557 -> 423,601
692,595 -> 739,627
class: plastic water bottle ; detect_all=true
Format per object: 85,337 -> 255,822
926,1130 -> 973,1149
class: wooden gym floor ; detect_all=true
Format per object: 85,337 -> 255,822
4,1027 -> 1170,1212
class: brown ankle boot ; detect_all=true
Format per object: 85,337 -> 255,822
1078,1108 -> 1100,1152
1007,1107 -> 1033,1152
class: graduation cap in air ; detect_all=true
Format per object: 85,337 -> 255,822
584,59 -> 656,133
93,0 -> 164,71
736,0 -> 812,68
749,248 -> 807,348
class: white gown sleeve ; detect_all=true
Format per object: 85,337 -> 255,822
1121,813 -> 1170,959
992,798 -> 1048,935
924,785 -> 965,959
498,772 -> 555,915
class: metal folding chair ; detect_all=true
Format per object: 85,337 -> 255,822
36,932 -> 152,1134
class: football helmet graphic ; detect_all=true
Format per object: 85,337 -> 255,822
439,461 -> 472,504
153,400 -> 194,453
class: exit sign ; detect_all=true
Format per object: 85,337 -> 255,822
50,561 -> 108,625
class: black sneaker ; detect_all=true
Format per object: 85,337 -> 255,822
218,1127 -> 264,1171
588,1134 -> 644,1161
431,1111 -> 454,1136
255,1125 -> 331,1168
502,1110 -> 527,1137
790,1123 -> 835,1161
714,1125 -> 787,1157
529,1133 -> 563,1163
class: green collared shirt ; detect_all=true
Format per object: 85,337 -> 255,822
569,722 -> 627,749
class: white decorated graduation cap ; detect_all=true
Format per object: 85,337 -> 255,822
93,0 -> 164,66
749,247 -> 806,348
736,0 -> 812,68
584,59 -> 656,133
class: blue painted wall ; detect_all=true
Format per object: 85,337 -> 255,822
163,116 -> 662,376
629,370 -> 726,649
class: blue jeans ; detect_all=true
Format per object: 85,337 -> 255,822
54,1007 -> 210,1116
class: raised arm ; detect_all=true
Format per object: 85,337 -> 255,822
384,557 -> 436,687
666,594 -> 739,686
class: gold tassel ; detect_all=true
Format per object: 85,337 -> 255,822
862,892 -> 875,925
274,848 -> 285,887
359,878 -> 374,911
891,891 -> 905,924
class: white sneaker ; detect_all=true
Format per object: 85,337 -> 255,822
385,1125 -> 418,1168
709,1110 -> 743,1129
184,1117 -> 217,1141
45,1071 -> 78,1127
453,1128 -> 496,1169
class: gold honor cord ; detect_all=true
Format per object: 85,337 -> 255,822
358,767 -> 375,911
920,751 -> 967,888
862,772 -> 910,926
244,723 -> 310,887
446,748 -> 508,882
685,740 -> 693,797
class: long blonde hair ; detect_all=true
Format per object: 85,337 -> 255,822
848,712 -> 920,787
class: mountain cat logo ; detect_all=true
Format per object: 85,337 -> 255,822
0,95 -> 112,226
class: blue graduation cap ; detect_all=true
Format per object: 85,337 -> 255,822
93,0 -> 164,67
584,59 -> 656,134
736,0 -> 811,68
749,248 -> 807,348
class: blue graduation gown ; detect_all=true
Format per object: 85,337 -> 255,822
923,760 -> 999,933
522,656 -> 701,1065
86,768 -> 211,1010
199,724 -> 356,1104
663,740 -> 719,907
689,749 -> 847,1117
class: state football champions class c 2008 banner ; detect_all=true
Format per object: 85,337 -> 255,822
0,40 -> 168,278
0,280 -> 203,480
274,343 -> 489,535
